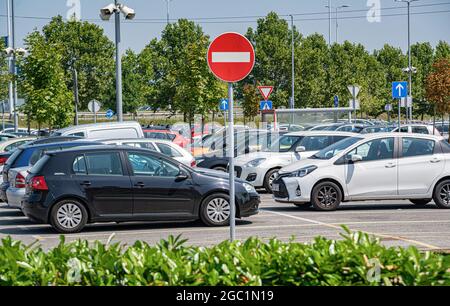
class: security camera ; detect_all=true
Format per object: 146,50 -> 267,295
120,5 -> 135,20
100,3 -> 117,21
15,48 -> 27,56
4,47 -> 13,56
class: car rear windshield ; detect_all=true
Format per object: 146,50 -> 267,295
441,140 -> 450,153
311,137 -> 363,160
28,155 -> 50,174
6,148 -> 22,166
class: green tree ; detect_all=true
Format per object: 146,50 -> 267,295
241,84 -> 260,120
144,19 -> 225,123
121,49 -> 153,116
411,42 -> 435,119
434,40 -> 450,61
19,32 -> 73,129
245,12 -> 300,108
0,40 -> 9,102
40,16 -> 115,110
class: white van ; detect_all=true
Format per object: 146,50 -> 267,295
51,122 -> 144,139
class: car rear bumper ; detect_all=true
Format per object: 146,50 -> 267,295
6,187 -> 26,209
0,182 -> 9,203
22,196 -> 49,224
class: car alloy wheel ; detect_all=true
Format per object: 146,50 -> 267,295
317,186 -> 338,207
206,197 -> 231,224
57,203 -> 83,229
311,181 -> 342,211
439,183 -> 450,205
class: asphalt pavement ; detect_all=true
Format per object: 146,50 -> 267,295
1,194 -> 449,251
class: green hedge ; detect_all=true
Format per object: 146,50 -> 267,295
0,229 -> 449,286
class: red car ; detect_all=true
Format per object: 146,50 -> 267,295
143,129 -> 190,148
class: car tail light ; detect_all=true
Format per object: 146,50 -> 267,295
191,160 -> 196,167
0,157 -> 8,166
30,176 -> 48,191
15,173 -> 26,188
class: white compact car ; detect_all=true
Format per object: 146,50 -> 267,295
392,124 -> 441,136
101,138 -> 196,167
233,131 -> 356,192
272,133 -> 450,210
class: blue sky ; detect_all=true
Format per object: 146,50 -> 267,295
1,0 -> 449,54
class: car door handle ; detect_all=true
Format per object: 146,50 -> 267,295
80,181 -> 91,186
430,158 -> 441,163
134,182 -> 145,188
385,163 -> 396,168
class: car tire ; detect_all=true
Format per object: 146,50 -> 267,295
311,181 -> 342,211
264,169 -> 280,193
433,180 -> 450,209
50,199 -> 88,233
200,193 -> 232,226
409,199 -> 431,206
212,166 -> 227,172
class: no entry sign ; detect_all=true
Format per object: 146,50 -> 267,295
207,32 -> 255,83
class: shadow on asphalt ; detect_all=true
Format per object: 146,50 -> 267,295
263,203 -> 439,213
0,217 -> 253,236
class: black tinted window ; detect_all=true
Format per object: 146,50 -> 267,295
84,153 -> 123,175
73,156 -> 87,174
402,138 -> 435,157
299,136 -> 332,151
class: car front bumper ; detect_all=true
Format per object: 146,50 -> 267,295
238,193 -> 260,217
6,187 -> 26,209
234,165 -> 267,188
272,176 -> 314,204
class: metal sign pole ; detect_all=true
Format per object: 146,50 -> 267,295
398,100 -> 401,131
228,82 -> 235,242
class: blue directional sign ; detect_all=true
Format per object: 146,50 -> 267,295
260,100 -> 273,111
334,95 -> 339,107
219,99 -> 228,111
392,81 -> 408,99
105,109 -> 115,119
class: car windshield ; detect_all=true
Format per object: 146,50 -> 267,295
265,135 -> 301,152
311,137 -> 363,160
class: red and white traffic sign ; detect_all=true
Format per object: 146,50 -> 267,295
257,86 -> 273,101
207,32 -> 255,83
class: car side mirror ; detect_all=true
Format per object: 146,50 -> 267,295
295,145 -> 306,153
175,170 -> 189,182
351,154 -> 363,163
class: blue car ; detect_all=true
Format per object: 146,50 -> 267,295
0,140 -> 99,206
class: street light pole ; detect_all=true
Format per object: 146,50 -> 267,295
165,0 -> 172,25
6,0 -> 13,118
335,5 -> 349,44
114,0 -> 123,122
290,14 -> 295,109
11,0 -> 18,133
328,0 -> 332,46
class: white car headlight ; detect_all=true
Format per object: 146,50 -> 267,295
242,183 -> 257,193
243,158 -> 266,168
289,165 -> 318,177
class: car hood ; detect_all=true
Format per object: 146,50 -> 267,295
279,158 -> 330,174
234,151 -> 277,164
194,167 -> 244,183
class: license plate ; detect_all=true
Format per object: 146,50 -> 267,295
272,184 -> 279,192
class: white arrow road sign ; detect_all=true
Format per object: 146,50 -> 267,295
396,83 -> 404,96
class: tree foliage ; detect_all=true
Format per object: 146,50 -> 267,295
241,84 -> 260,119
0,40 -> 10,102
19,32 -> 73,128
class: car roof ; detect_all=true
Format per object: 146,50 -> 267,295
20,140 -> 99,150
54,121 -> 141,133
46,144 -> 164,156
285,131 -> 358,137
360,132 -> 445,141
100,138 -> 173,145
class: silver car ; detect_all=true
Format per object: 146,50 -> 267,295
6,167 -> 28,208
100,138 -> 196,167
233,131 -> 357,193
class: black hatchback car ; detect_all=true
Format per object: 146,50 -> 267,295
22,145 -> 260,233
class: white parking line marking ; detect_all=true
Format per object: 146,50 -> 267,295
262,209 -> 441,250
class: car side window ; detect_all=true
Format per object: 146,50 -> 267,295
400,127 -> 409,133
347,138 -> 394,162
156,143 -> 182,157
84,153 -> 123,175
123,142 -> 157,151
411,126 -> 429,134
299,136 -> 331,151
402,138 -> 435,158
127,153 -> 179,177
73,155 -> 87,175
68,132 -> 85,137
